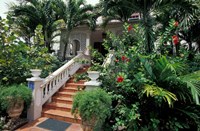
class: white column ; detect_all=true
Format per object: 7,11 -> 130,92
27,74 -> 44,121
85,32 -> 91,55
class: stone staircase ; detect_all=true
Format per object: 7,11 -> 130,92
42,67 -> 88,124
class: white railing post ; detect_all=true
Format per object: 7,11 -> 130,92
26,71 -> 44,121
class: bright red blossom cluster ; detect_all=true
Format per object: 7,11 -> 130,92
115,56 -> 130,63
117,76 -> 124,82
172,35 -> 179,45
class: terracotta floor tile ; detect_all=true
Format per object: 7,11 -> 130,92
66,124 -> 83,131
16,117 -> 49,131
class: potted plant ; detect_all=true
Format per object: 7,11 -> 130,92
30,59 -> 42,78
0,84 -> 32,118
72,88 -> 112,131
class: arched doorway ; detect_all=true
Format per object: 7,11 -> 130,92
70,39 -> 80,56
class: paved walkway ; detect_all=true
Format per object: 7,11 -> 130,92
17,117 -> 83,131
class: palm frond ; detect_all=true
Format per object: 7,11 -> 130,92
143,84 -> 178,107
180,70 -> 200,104
177,105 -> 200,129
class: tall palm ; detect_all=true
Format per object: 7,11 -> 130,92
99,0 -> 200,53
53,0 -> 96,60
8,0 -> 60,52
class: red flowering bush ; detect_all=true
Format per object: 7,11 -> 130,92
172,35 -> 179,45
117,76 -> 124,82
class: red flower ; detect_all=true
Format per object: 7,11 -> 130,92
172,35 -> 179,45
122,56 -> 126,61
128,25 -> 132,32
117,76 -> 124,83
174,21 -> 179,27
115,59 -> 119,62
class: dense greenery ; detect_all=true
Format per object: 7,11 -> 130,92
0,19 -> 61,85
1,0 -> 200,130
72,89 -> 112,130
98,0 -> 200,53
9,0 -> 97,60
92,24 -> 200,130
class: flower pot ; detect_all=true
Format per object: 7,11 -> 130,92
87,71 -> 100,81
30,69 -> 42,78
81,118 -> 96,131
84,71 -> 101,89
7,99 -> 24,118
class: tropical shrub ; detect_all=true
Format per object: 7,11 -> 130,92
99,24 -> 200,130
72,88 -> 112,130
0,19 -> 61,85
0,84 -> 32,113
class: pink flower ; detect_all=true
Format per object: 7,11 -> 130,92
172,35 -> 179,45
117,76 -> 124,83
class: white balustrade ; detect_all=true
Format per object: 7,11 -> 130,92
27,52 -> 90,121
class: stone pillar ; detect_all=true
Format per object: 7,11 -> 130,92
85,32 -> 91,55
27,71 -> 44,121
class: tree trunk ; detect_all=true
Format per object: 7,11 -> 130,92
60,29 -> 70,61
44,30 -> 51,53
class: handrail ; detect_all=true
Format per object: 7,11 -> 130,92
40,53 -> 89,105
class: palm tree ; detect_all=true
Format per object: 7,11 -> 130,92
53,0 -> 96,60
8,0 -> 60,53
99,0 -> 200,54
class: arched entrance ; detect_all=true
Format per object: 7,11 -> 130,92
69,39 -> 80,56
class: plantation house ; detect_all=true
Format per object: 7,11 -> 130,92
57,14 -> 141,59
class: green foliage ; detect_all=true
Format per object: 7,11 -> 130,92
99,25 -> 200,130
73,72 -> 89,83
90,47 -> 105,64
0,84 -> 32,112
0,19 -> 61,85
72,88 -> 112,130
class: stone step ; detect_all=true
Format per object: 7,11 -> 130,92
56,91 -> 76,98
60,87 -> 79,93
43,102 -> 72,112
42,109 -> 81,124
68,79 -> 86,84
65,83 -> 85,87
52,96 -> 73,104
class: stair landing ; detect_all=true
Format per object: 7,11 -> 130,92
16,117 -> 82,131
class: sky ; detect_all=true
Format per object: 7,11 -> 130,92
0,0 -> 99,18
